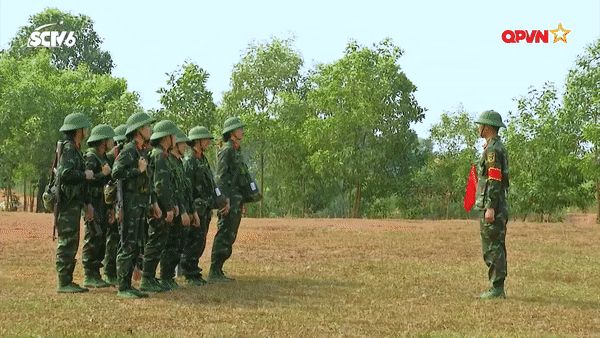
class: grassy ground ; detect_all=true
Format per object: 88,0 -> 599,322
0,212 -> 599,337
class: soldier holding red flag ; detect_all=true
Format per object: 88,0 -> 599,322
474,110 -> 509,300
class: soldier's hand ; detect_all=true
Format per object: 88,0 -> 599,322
138,157 -> 147,173
181,212 -> 191,227
101,163 -> 111,176
485,208 -> 495,223
174,206 -> 180,217
166,210 -> 174,223
84,204 -> 94,221
152,202 -> 162,219
84,170 -> 94,180
220,198 -> 231,216
192,212 -> 200,228
108,208 -> 115,224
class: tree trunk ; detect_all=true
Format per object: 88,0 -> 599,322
23,178 -> 27,212
259,151 -> 264,218
36,174 -> 46,213
352,179 -> 361,218
30,183 -> 35,212
596,180 -> 599,224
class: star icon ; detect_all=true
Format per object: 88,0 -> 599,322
550,23 -> 571,43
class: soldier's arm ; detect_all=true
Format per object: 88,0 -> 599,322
59,146 -> 86,184
112,148 -> 141,180
215,147 -> 232,197
85,154 -> 105,183
484,146 -> 504,210
154,156 -> 175,212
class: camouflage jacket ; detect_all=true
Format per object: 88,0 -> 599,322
184,151 -> 219,212
149,147 -> 176,212
106,142 -> 124,168
112,140 -> 152,199
216,140 -> 252,198
169,153 -> 193,215
84,148 -> 110,203
57,139 -> 89,205
476,136 -> 509,211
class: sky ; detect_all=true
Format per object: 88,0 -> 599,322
0,0 -> 598,137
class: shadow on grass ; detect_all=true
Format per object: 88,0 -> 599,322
157,274 -> 361,308
512,295 -> 600,310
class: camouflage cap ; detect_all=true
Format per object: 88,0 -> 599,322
125,112 -> 155,136
87,124 -> 115,144
222,116 -> 245,135
476,110 -> 506,128
188,126 -> 214,141
113,124 -> 127,142
150,120 -> 178,141
59,113 -> 91,132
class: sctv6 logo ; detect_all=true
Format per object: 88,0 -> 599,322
27,23 -> 76,48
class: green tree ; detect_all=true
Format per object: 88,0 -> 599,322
306,39 -> 424,217
0,51 -> 139,205
564,38 -> 600,222
8,8 -> 114,74
420,107 -> 478,219
222,37 -> 304,217
157,61 -> 217,133
505,83 -> 590,221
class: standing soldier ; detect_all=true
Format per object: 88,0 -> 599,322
182,126 -> 224,285
112,112 -> 157,299
103,123 -> 127,286
209,117 -> 261,282
55,113 -> 94,293
139,120 -> 179,293
159,130 -> 194,290
475,110 -> 510,300
82,124 -> 115,289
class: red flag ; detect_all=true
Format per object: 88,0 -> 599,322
463,164 -> 478,212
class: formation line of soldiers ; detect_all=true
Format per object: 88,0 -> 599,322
46,109 -> 508,300
47,112 -> 261,298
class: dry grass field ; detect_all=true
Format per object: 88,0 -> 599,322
1,212 -> 599,337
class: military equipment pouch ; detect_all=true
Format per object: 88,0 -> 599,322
241,179 -> 262,203
104,180 -> 117,205
42,183 -> 58,212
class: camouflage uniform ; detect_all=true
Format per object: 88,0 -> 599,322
139,120 -> 179,293
182,126 -> 220,284
160,134 -> 192,289
210,117 -> 260,281
81,129 -> 114,288
112,112 -> 155,298
102,124 -> 126,284
475,110 -> 510,299
55,113 -> 91,293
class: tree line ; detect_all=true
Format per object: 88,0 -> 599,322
0,9 -> 597,222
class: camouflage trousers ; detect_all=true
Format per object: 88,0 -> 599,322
82,199 -> 108,278
116,197 -> 147,291
55,201 -> 82,287
142,216 -> 168,279
180,208 -> 211,279
102,213 -> 119,278
160,215 -> 184,280
480,209 -> 508,288
211,194 -> 243,271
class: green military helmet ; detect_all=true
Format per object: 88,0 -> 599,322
59,113 -> 91,132
176,129 -> 189,144
87,124 -> 115,145
113,124 -> 127,142
222,116 -> 245,135
125,112 -> 156,136
188,126 -> 214,141
150,120 -> 179,141
475,110 -> 506,128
